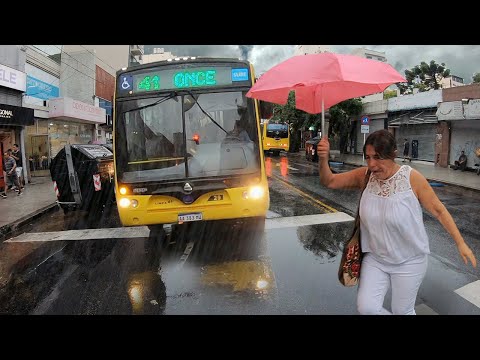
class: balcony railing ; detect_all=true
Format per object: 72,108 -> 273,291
130,45 -> 144,56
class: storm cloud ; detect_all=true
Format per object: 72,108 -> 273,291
144,45 -> 480,83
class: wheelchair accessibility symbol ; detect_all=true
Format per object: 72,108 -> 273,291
119,75 -> 133,91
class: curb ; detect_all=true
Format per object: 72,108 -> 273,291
0,203 -> 59,243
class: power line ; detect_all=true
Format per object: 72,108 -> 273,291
29,45 -> 115,90
24,71 -> 77,100
25,46 -> 116,109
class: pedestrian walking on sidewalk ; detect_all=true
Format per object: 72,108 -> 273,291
1,155 -> 7,198
4,150 -> 22,196
317,129 -> 476,315
11,143 -> 25,189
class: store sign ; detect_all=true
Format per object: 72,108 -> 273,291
436,101 -> 464,121
49,97 -> 106,124
26,75 -> 59,100
0,103 -> 34,126
464,99 -> 480,120
0,108 -> 13,119
0,63 -> 26,92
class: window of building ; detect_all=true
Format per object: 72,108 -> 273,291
98,98 -> 112,116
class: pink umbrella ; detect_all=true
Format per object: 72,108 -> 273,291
247,53 -> 406,136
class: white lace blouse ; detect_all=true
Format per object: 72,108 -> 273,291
359,165 -> 430,264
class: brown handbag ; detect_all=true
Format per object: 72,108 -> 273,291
338,170 -> 371,287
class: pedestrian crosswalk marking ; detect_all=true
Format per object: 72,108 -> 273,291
454,280 -> 480,308
414,303 -> 439,315
5,212 -> 354,243
266,212 -> 353,230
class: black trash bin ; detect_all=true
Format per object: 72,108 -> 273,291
50,144 -> 115,214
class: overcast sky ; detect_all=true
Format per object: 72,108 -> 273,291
144,45 -> 480,84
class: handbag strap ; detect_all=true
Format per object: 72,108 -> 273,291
354,169 -> 371,226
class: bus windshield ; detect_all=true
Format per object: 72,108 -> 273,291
116,90 -> 260,183
266,123 -> 289,139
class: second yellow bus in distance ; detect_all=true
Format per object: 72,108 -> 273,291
261,120 -> 290,156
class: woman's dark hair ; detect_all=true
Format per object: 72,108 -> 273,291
363,129 -> 397,160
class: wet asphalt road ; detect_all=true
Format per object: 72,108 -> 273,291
0,152 -> 479,314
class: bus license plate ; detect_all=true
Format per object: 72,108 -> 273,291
178,213 -> 203,222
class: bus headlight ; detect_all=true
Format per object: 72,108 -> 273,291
119,198 -> 131,208
119,198 -> 139,208
243,186 -> 265,200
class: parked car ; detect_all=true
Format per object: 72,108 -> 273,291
305,136 -> 321,162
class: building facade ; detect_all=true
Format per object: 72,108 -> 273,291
440,75 -> 464,89
357,84 -> 480,168
129,45 -> 144,66
23,46 -> 61,177
142,48 -> 176,63
0,45 -> 33,183
436,83 -> 480,168
351,48 -> 387,63
20,45 -> 133,177
294,45 -> 331,56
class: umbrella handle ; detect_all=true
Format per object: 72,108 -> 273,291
321,98 -> 325,138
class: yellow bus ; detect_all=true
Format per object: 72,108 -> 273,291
113,57 -> 269,233
261,120 -> 290,156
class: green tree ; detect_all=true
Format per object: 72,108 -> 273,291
258,100 -> 274,119
328,99 -> 363,153
270,92 -> 363,153
270,92 -> 307,152
383,89 -> 398,99
397,60 -> 450,95
473,73 -> 480,83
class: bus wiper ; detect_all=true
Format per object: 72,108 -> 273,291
184,89 -> 227,134
121,91 -> 178,114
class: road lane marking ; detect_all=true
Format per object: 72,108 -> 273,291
290,162 -> 312,168
266,210 -> 283,219
273,162 -> 298,171
6,213 -> 354,242
5,227 -> 151,242
454,280 -> 480,308
265,213 -> 353,230
272,174 -> 338,213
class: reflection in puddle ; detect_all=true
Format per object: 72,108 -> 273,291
201,259 -> 275,295
127,271 -> 166,315
297,222 -> 354,260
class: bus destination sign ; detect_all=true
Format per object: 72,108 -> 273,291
118,66 -> 250,94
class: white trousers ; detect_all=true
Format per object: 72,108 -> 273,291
357,253 -> 428,315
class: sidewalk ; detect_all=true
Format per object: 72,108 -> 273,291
289,150 -> 480,192
331,153 -> 480,192
0,176 -> 58,241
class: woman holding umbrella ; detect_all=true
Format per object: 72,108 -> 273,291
317,129 -> 476,315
